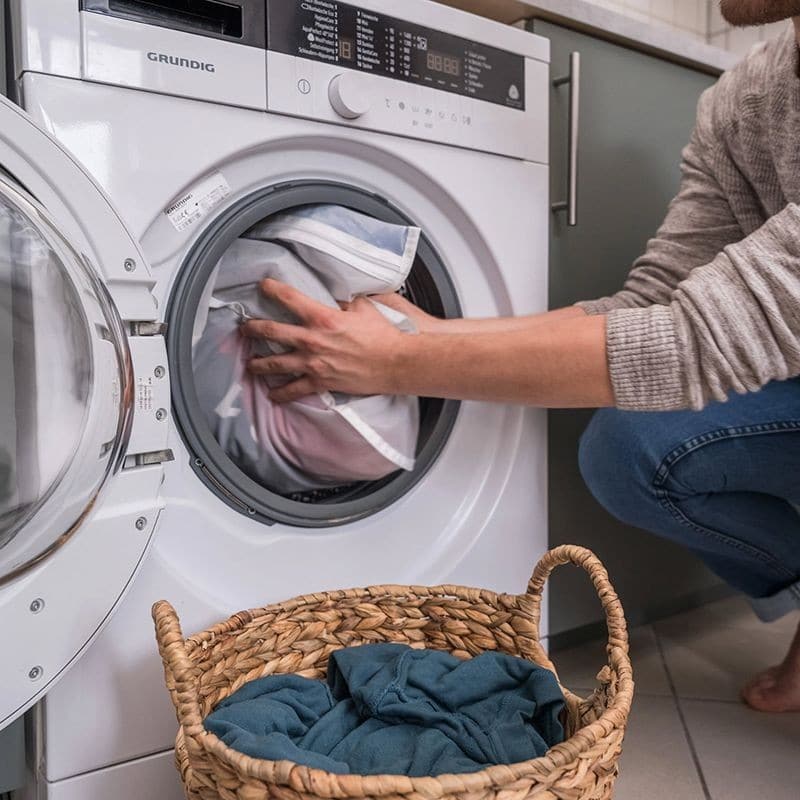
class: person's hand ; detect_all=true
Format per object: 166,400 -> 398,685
369,292 -> 444,333
242,279 -> 409,403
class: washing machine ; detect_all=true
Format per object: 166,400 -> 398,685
2,1 -> 551,798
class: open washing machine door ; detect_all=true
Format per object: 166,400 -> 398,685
0,96 -> 170,729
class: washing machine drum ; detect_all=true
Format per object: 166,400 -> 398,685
169,183 -> 461,528
191,207 -> 422,495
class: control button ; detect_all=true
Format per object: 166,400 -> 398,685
328,73 -> 371,119
297,78 -> 311,95
508,84 -> 520,101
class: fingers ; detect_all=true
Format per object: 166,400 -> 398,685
268,378 -> 318,404
247,354 -> 307,376
240,318 -> 310,349
260,278 -> 336,324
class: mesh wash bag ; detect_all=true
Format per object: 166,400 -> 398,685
192,206 -> 421,494
245,204 -> 421,301
153,545 -> 634,800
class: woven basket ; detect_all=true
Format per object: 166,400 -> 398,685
153,545 -> 634,800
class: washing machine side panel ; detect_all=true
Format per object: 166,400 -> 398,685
10,0 -> 81,82
40,749 -> 183,800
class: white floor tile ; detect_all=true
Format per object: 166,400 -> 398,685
683,700 -> 800,800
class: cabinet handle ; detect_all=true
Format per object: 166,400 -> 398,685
552,51 -> 581,227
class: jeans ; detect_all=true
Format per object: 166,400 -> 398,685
579,378 -> 800,622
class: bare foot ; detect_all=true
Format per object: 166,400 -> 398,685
741,620 -> 800,712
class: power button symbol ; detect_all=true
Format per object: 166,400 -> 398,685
298,79 -> 311,95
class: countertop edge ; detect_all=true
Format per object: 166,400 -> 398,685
436,0 -> 741,76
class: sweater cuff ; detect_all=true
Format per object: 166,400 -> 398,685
576,291 -> 643,315
606,305 -> 687,411
576,297 -> 623,315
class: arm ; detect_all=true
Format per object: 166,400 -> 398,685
372,293 -> 586,334
393,315 -> 613,407
620,202 -> 800,410
242,280 -> 612,407
579,85 -> 743,314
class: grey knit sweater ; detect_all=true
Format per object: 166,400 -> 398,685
579,25 -> 800,412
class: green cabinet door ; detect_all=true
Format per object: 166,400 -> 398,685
532,20 -> 727,638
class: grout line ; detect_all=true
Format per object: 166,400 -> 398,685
676,695 -> 747,706
654,631 -> 714,800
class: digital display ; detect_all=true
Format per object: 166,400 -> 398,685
426,51 -> 461,77
267,0 -> 526,110
339,37 -> 354,61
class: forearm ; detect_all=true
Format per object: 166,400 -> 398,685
392,313 -> 613,407
433,305 -> 586,334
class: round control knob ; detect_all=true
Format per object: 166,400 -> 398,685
328,73 -> 371,119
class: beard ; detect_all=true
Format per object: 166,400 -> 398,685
719,0 -> 800,25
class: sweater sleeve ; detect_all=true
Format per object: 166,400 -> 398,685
608,203 -> 800,411
578,85 -> 743,315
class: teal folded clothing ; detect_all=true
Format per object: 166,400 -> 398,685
204,642 -> 565,776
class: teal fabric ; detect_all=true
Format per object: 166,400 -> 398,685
204,643 -> 565,776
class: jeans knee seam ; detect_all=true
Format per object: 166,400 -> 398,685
653,420 -> 800,485
651,422 -> 800,582
654,490 -> 798,579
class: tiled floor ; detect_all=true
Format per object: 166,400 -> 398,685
552,596 -> 800,800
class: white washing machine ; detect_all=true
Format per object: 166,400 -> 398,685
2,1 -> 551,798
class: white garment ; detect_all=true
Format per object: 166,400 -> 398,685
192,206 -> 421,495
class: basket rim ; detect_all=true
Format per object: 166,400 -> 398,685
177,581 -> 635,797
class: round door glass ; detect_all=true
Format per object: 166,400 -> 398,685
0,181 -> 130,582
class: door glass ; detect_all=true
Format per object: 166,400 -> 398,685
0,189 -> 96,574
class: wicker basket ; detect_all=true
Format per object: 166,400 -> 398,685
153,545 -> 634,800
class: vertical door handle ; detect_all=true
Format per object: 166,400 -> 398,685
552,51 -> 581,227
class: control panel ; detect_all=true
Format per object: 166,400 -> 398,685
70,0 -> 548,161
267,0 -> 526,112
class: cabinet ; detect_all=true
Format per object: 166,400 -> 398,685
532,20 -> 728,638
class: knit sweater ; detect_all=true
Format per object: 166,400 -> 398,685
579,25 -> 800,411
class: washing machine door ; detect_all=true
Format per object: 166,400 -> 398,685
0,96 -> 169,728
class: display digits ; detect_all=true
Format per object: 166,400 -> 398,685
426,50 -> 460,77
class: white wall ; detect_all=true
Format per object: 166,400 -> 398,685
707,3 -> 787,54
588,0 -> 707,40
586,0 -> 789,54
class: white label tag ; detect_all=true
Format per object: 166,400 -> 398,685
165,172 -> 231,232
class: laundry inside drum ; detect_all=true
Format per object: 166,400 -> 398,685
187,201 -> 453,509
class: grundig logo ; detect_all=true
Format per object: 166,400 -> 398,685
147,52 -> 216,73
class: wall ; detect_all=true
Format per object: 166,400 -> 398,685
587,0 -> 707,40
587,0 -> 789,54
707,2 -> 787,54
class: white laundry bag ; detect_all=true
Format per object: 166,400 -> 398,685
192,206 -> 421,496
245,204 -> 421,300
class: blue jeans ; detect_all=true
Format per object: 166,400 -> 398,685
579,378 -> 800,622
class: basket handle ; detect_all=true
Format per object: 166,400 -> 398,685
526,545 -> 630,658
152,601 -> 205,736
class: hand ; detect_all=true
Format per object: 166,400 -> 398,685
242,279 -> 408,403
369,292 -> 444,333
